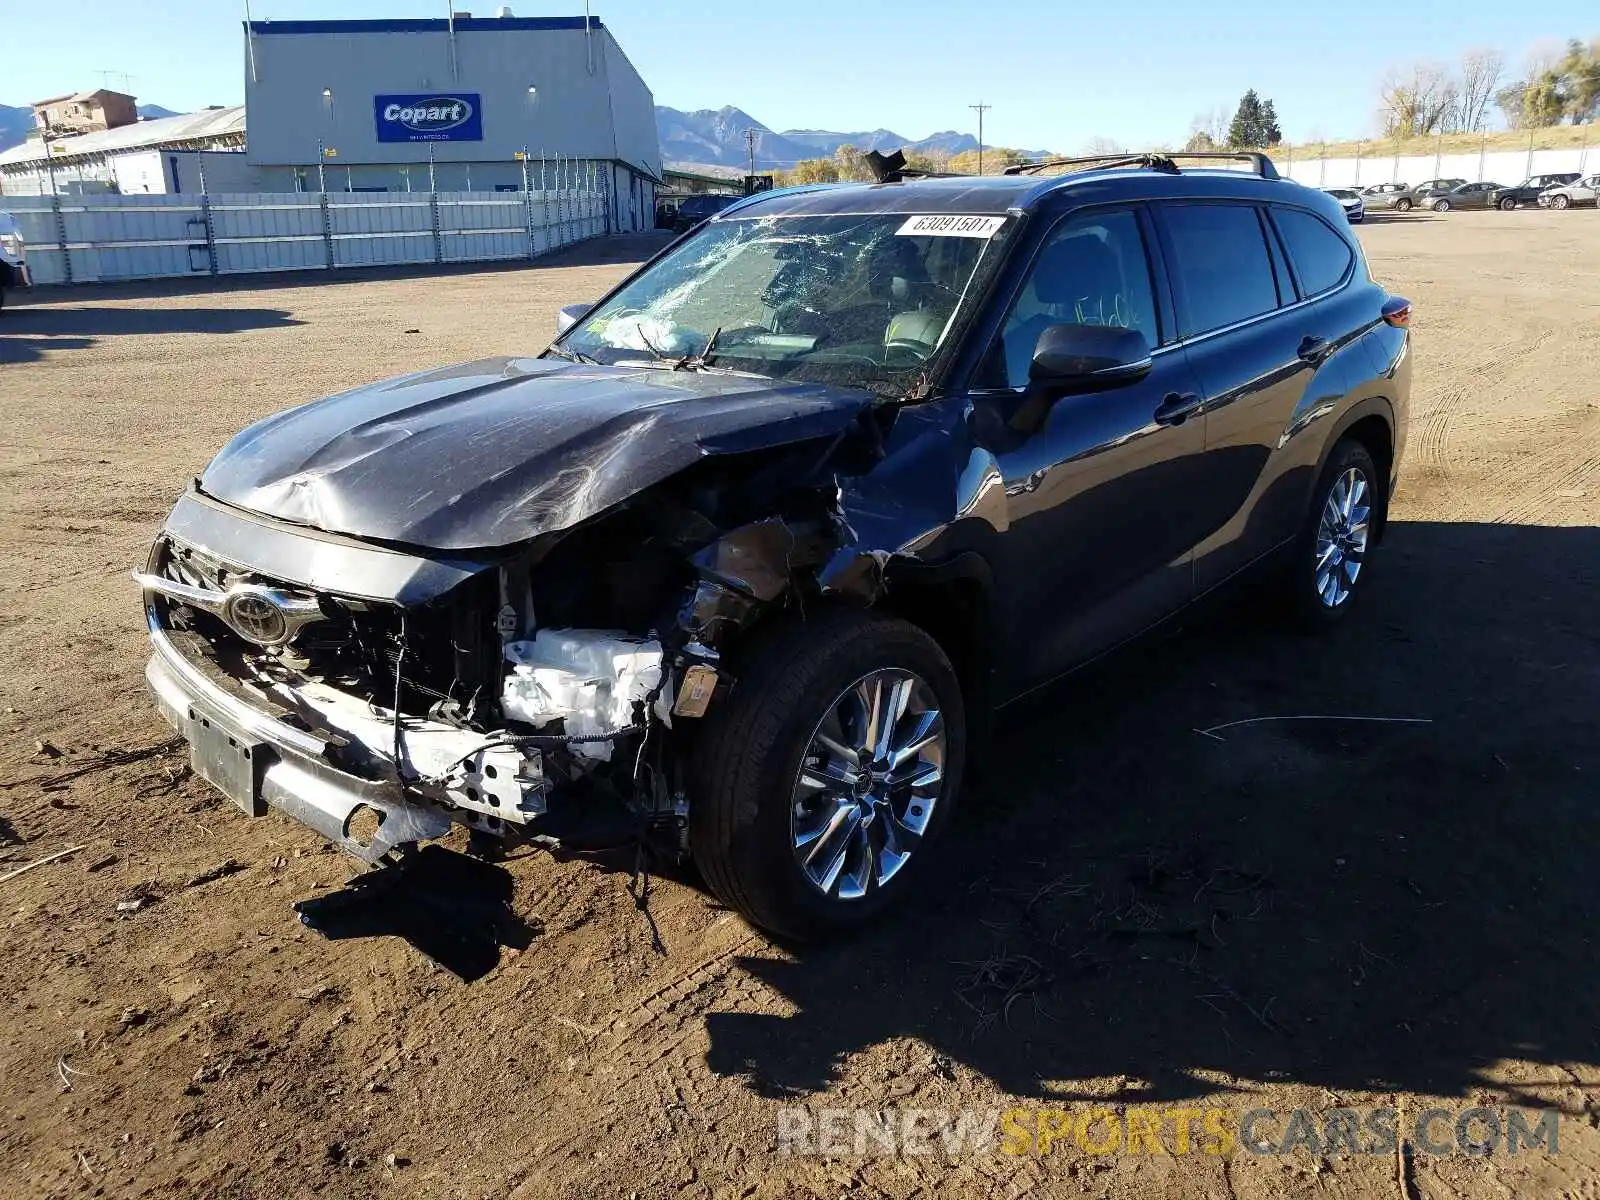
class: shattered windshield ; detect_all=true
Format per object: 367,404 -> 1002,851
555,213 -> 1009,391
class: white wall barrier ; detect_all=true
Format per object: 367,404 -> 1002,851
1277,144 -> 1594,190
6,180 -> 612,285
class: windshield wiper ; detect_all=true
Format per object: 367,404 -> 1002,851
545,344 -> 600,366
623,326 -> 747,375
679,325 -> 723,372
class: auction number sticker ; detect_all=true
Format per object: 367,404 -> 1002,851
896,214 -> 1008,238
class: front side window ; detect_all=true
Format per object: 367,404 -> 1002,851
556,213 -> 1006,392
1272,207 -> 1354,297
1159,203 -> 1279,338
991,208 -> 1158,388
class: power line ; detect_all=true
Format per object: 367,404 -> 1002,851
966,103 -> 992,175
743,128 -> 758,188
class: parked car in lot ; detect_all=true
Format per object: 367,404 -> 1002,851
1430,182 -> 1508,211
1324,187 -> 1365,222
670,193 -> 742,232
0,210 -> 29,312
1386,179 -> 1466,211
135,152 -> 1412,939
1491,173 -> 1581,210
1538,173 -> 1599,210
1360,182 -> 1410,210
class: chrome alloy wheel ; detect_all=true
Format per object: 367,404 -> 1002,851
1314,466 -> 1372,608
790,668 -> 946,900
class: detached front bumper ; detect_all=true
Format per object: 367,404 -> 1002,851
144,615 -> 454,863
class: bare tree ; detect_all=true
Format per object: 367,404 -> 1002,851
1378,60 -> 1456,137
1081,135 -> 1128,156
1188,106 -> 1229,145
1454,48 -> 1504,132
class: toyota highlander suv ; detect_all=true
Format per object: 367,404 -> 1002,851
137,151 -> 1412,940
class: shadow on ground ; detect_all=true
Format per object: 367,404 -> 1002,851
295,844 -> 539,982
704,520 -> 1600,1106
0,305 -> 301,364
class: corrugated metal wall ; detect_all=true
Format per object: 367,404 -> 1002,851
6,179 -> 610,284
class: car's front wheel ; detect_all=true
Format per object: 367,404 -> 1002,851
1285,439 -> 1381,627
1395,198 -> 1413,212
1552,194 -> 1571,210
690,609 -> 965,941
1498,196 -> 1518,211
1432,199 -> 1451,212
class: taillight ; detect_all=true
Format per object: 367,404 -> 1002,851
1382,298 -> 1412,328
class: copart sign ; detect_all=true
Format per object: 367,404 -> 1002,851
374,93 -> 483,142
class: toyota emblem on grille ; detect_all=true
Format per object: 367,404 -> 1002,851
225,592 -> 290,646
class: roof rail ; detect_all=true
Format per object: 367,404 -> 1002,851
1165,150 -> 1281,180
1005,150 -> 1282,181
1005,153 -> 1179,177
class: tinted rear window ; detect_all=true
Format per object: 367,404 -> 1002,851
1272,208 -> 1355,297
1159,203 -> 1279,337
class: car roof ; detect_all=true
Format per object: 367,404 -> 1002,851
718,167 -> 1330,221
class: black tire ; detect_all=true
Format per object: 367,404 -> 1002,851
1498,196 -> 1517,211
1395,198 -> 1413,212
1286,439 -> 1383,629
1432,199 -> 1450,212
690,608 -> 966,941
1552,194 -> 1571,211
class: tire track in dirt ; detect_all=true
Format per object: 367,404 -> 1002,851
1487,417 -> 1600,526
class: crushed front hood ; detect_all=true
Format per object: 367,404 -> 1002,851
199,357 -> 874,551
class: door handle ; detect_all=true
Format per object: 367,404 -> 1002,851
1298,335 -> 1333,364
1154,391 -> 1202,426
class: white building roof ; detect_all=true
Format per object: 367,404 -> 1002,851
0,106 -> 246,168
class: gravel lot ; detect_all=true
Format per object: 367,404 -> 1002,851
1,214 -> 1597,1199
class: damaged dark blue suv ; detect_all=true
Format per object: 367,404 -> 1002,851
137,152 -> 1411,940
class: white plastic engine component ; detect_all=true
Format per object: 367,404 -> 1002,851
502,630 -> 665,760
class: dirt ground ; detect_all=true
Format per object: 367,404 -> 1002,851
1,213 -> 1597,1200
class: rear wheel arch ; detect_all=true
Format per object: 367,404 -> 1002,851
1322,408 -> 1395,541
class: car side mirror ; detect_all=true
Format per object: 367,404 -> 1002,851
556,302 -> 594,335
1009,324 -> 1153,434
1030,323 -> 1152,391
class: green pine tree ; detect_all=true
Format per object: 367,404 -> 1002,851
1260,99 -> 1283,146
1227,90 -> 1263,148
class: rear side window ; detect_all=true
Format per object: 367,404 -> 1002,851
1272,208 -> 1354,297
1159,203 -> 1279,338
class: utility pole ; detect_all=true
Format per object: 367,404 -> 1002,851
743,128 -> 758,191
969,103 -> 991,175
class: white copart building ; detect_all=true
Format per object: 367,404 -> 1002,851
242,12 -> 662,229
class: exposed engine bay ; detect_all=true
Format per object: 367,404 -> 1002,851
136,414 -> 901,863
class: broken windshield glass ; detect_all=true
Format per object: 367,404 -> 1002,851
555,213 -> 1008,391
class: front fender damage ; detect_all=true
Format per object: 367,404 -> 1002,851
146,394 -> 1001,867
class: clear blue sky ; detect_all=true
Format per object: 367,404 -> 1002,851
6,0 -> 1594,148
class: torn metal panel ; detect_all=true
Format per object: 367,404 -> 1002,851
198,356 -> 874,552
273,678 -> 548,824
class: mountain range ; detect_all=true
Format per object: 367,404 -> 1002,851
3,98 -> 1015,169
656,105 -> 1034,171
0,103 -> 183,153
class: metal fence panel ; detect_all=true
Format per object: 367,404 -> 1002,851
8,175 -> 615,286
215,235 -> 329,275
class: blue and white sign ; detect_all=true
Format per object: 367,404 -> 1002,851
374,93 -> 483,142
